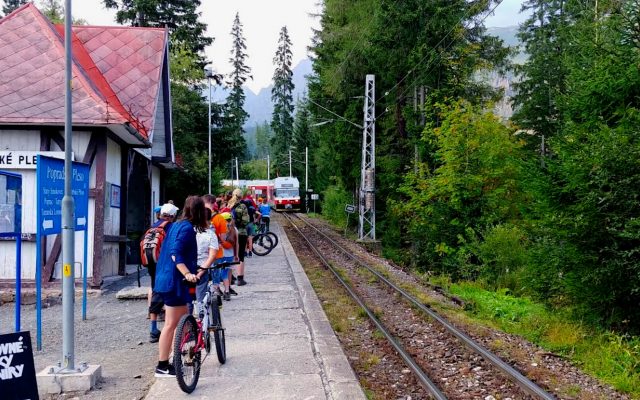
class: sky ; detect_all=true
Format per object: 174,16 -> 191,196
48,0 -> 526,93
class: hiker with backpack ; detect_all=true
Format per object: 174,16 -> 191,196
242,193 -> 258,258
140,203 -> 178,343
228,188 -> 250,286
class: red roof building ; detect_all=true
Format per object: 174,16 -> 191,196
0,4 -> 176,287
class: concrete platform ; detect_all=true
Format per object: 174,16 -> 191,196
144,220 -> 365,399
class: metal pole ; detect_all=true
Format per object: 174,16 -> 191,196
289,149 -> 292,177
15,233 -> 21,332
267,154 -> 270,180
208,76 -> 212,194
235,157 -> 239,187
305,147 -> 309,213
62,0 -> 76,371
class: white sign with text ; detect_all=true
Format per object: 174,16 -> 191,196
0,151 -> 66,169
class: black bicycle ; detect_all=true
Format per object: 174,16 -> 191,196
174,261 -> 239,393
251,218 -> 279,256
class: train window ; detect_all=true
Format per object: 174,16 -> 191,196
275,188 -> 299,197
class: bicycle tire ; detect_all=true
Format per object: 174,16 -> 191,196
174,314 -> 201,393
266,231 -> 279,248
210,298 -> 226,364
252,233 -> 274,256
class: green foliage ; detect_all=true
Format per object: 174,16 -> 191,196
320,183 -> 352,227
240,159 -> 268,180
444,281 -> 640,397
392,100 -> 529,279
253,122 -> 272,159
512,0 -> 569,149
2,0 -> 27,16
103,0 -> 212,65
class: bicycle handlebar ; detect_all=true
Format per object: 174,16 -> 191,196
197,261 -> 240,271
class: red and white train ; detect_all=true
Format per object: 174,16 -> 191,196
273,176 -> 300,211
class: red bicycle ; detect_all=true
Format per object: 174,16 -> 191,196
173,261 -> 238,393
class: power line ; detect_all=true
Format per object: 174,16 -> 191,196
377,0 -> 505,103
308,98 -> 363,129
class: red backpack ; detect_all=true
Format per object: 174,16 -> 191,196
140,221 -> 169,266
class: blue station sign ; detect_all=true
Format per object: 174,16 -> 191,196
36,155 -> 90,235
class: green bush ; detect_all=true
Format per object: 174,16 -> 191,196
321,184 -> 353,226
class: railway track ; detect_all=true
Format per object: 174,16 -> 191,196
283,212 -> 556,400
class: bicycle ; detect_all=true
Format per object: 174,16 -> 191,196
173,261 -> 239,393
251,218 -> 279,256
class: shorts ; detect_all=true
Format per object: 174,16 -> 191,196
159,288 -> 191,307
247,223 -> 256,236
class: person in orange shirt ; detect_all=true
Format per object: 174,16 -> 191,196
203,194 -> 234,299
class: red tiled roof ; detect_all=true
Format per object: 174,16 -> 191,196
71,25 -> 167,137
0,4 -> 168,142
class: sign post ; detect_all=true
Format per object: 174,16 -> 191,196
0,171 -> 22,333
344,204 -> 355,236
311,193 -> 319,214
35,156 -> 89,351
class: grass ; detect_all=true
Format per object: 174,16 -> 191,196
435,279 -> 640,398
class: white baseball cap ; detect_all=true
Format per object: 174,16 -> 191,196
160,203 -> 179,216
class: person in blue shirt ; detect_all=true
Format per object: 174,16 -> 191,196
153,195 -> 209,377
257,197 -> 271,232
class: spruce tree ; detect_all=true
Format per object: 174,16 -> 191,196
512,0 -> 569,152
2,0 -> 27,16
225,11 -> 251,155
270,26 -> 295,175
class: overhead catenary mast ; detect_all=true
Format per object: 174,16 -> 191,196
359,75 -> 375,241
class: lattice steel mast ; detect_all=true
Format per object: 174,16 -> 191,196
359,75 -> 375,241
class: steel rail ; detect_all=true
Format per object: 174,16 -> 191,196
290,213 -> 556,400
283,213 -> 448,400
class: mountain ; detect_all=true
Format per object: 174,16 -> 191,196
207,58 -> 313,128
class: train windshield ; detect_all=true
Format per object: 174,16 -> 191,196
275,188 -> 299,198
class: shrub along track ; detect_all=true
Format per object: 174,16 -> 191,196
281,212 -> 630,400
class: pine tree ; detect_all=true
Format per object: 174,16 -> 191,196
512,0 -> 569,152
225,12 -> 251,155
270,26 -> 295,175
2,0 -> 27,16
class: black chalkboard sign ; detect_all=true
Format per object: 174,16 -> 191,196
0,331 -> 39,400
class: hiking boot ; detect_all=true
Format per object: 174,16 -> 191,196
154,364 -> 175,378
149,330 -> 161,343
223,291 -> 231,301
237,277 -> 247,286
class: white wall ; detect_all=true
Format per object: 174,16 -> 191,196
151,165 -> 161,221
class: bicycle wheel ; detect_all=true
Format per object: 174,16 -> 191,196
266,231 -> 279,248
210,298 -> 226,364
252,233 -> 274,256
174,314 -> 201,393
